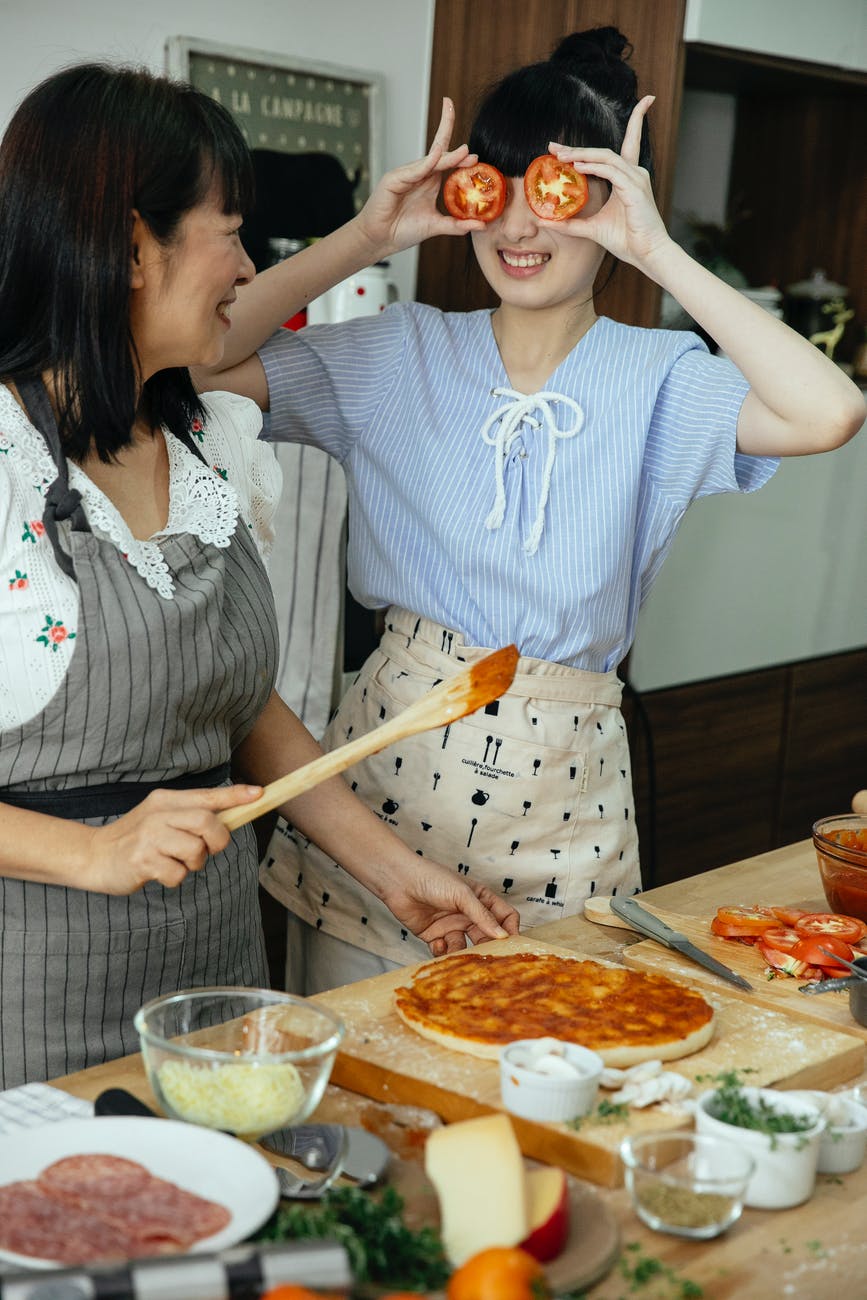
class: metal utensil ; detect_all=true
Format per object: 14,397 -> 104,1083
609,896 -> 754,991
799,976 -> 860,994
219,643 -> 519,831
264,1123 -> 391,1189
819,948 -> 867,979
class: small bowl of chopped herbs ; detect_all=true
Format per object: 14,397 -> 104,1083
694,1071 -> 825,1209
620,1131 -> 754,1239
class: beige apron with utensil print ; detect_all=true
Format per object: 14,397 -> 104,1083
262,607 -> 640,965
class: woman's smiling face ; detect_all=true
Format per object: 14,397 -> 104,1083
471,173 -> 608,312
130,185 -> 255,381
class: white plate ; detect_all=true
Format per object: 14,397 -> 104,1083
0,1116 -> 279,1268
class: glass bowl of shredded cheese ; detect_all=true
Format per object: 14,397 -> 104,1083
134,987 -> 345,1140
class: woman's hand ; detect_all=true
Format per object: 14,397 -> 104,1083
547,96 -> 671,270
85,784 -> 263,894
355,97 -> 486,258
378,857 -> 520,957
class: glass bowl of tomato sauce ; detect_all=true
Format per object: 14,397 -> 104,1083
813,815 -> 867,922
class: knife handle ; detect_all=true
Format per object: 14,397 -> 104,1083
583,895 -> 638,930
610,896 -> 682,945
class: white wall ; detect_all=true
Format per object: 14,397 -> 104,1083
0,0 -> 436,301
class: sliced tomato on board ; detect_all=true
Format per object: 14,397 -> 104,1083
770,906 -> 808,926
442,163 -> 507,222
757,942 -> 820,980
794,913 -> 867,943
523,155 -> 589,221
760,926 -> 803,955
711,905 -> 780,938
791,933 -> 855,971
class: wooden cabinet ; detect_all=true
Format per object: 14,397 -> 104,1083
622,648 -> 867,890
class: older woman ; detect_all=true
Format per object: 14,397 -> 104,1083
0,63 -> 517,1088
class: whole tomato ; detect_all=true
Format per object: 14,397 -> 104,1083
447,1246 -> 551,1300
260,1288 -> 340,1300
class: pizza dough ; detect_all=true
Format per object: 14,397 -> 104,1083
394,952 -> 715,1067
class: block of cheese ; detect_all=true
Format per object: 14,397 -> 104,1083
424,1113 -> 529,1266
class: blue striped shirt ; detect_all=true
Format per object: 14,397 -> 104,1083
260,304 -> 776,671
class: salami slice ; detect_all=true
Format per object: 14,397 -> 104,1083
0,1180 -> 131,1264
0,1153 -> 232,1263
37,1155 -> 230,1249
37,1153 -> 152,1198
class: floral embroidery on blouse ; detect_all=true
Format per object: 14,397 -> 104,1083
212,464 -> 228,480
8,570 -> 28,590
190,417 -> 204,442
22,520 -> 45,544
36,615 -> 76,651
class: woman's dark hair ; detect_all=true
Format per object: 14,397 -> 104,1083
0,63 -> 254,460
469,27 -> 652,179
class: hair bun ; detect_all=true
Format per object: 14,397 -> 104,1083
550,26 -> 637,97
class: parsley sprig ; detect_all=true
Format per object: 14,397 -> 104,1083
254,1184 -> 449,1291
697,1069 -> 817,1148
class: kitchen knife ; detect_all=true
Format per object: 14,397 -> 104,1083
610,896 -> 754,991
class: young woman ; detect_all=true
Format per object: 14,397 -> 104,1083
0,63 -> 516,1087
205,28 -> 865,993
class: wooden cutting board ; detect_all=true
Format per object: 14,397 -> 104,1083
312,935 -> 865,1188
613,903 -> 867,1041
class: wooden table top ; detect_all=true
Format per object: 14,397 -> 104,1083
51,838 -> 867,1299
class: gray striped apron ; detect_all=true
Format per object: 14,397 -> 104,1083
0,381 -> 278,1087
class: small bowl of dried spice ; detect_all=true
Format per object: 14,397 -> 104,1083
620,1131 -> 755,1239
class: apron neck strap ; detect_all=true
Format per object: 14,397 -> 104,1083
16,375 -> 89,581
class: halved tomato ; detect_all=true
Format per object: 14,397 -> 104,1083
791,933 -> 855,971
760,926 -> 803,955
523,155 -> 589,221
794,913 -> 867,943
442,163 -> 507,222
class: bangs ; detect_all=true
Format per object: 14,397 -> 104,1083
469,66 -> 628,177
185,91 -> 255,216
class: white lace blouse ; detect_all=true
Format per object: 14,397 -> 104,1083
0,387 -> 282,730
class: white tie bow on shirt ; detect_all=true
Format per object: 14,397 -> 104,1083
480,388 -> 585,555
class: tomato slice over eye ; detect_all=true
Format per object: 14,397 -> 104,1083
442,163 -> 507,222
523,154 -> 590,221
794,913 -> 867,942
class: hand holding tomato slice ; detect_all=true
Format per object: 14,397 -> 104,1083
355,96 -> 488,258
523,155 -> 588,221
443,163 -> 507,223
543,95 -> 670,268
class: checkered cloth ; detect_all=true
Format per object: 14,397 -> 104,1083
0,1082 -> 93,1134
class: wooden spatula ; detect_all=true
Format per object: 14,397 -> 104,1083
219,643 -> 520,832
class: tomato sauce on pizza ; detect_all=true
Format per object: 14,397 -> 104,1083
394,952 -> 715,1066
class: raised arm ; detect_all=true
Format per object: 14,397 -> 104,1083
198,98 -> 484,390
550,98 -> 865,457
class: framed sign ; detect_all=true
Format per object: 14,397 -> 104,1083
165,37 -> 385,213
